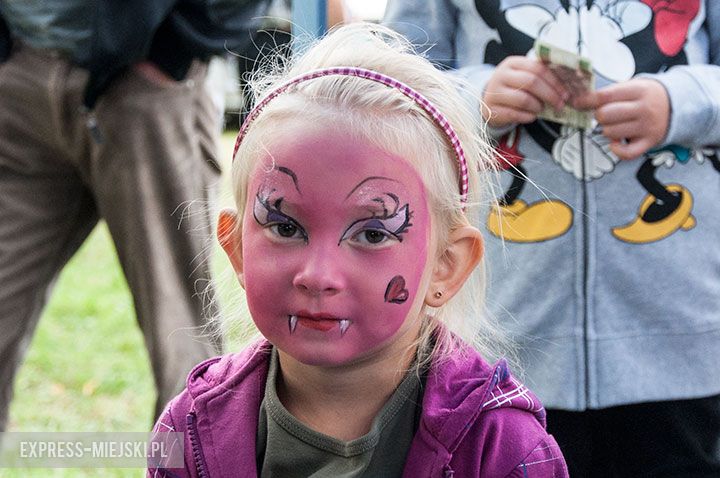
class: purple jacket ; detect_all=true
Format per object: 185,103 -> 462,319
148,341 -> 568,477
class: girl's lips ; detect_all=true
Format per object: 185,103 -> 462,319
298,317 -> 336,331
288,315 -> 351,335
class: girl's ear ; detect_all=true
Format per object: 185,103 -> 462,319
217,208 -> 245,288
425,225 -> 484,307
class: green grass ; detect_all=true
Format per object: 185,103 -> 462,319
3,224 -> 154,478
1,133 -> 242,478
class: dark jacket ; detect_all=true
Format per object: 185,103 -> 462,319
0,0 -> 267,108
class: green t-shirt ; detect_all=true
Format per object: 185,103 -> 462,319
256,349 -> 423,477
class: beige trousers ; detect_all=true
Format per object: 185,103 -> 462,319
0,44 -> 223,429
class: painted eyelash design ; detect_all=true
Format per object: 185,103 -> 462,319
253,189 -> 308,241
339,193 -> 413,244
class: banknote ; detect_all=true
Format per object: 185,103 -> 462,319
534,40 -> 595,129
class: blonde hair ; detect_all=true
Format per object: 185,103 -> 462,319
228,23 -> 511,365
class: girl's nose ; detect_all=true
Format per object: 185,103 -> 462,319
292,247 -> 346,296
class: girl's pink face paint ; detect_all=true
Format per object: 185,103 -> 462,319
241,129 -> 430,366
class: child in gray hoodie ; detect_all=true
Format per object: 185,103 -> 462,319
385,0 -> 720,475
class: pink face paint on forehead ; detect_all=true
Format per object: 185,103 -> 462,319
241,127 -> 431,366
232,67 -> 470,204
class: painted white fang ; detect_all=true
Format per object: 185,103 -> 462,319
339,319 -> 350,336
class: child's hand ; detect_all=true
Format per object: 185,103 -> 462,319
482,56 -> 569,128
573,78 -> 670,160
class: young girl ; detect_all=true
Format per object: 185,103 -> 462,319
148,23 -> 568,478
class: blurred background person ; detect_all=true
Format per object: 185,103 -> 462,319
0,0 -> 268,430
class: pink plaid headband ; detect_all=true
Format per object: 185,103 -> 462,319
232,66 -> 469,204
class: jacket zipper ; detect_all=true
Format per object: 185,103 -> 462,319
187,412 -> 210,478
579,131 -> 591,407
576,8 -> 591,409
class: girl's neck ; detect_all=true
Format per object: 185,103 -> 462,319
275,331 -> 420,441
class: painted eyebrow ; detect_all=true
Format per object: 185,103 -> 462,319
345,176 -> 398,200
277,166 -> 300,193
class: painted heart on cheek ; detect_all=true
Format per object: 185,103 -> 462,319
384,275 -> 409,304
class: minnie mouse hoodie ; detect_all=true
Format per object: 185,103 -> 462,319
385,0 -> 720,411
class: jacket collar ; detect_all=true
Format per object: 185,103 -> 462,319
403,340 -> 545,476
183,340 -> 543,477
186,340 -> 271,477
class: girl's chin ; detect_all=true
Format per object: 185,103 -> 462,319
277,342 -> 370,367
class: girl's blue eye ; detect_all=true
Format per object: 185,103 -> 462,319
254,193 -> 308,242
344,223 -> 396,248
273,223 -> 299,238
358,229 -> 390,244
340,203 -> 412,248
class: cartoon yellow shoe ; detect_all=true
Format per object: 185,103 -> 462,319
612,184 -> 695,244
487,199 -> 573,243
